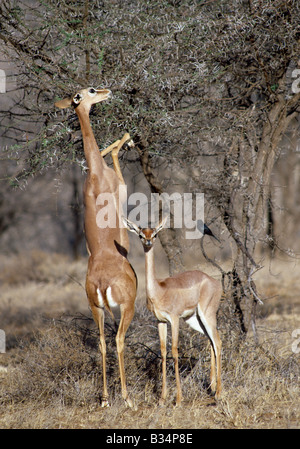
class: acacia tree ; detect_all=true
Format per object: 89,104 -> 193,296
1,0 -> 300,335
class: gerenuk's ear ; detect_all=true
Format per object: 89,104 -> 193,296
54,97 -> 72,109
122,216 -> 140,235
153,215 -> 168,236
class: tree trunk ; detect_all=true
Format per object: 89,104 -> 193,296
224,79 -> 300,336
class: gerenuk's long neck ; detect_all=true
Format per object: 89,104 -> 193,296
75,106 -> 106,173
144,246 -> 160,297
76,104 -> 130,257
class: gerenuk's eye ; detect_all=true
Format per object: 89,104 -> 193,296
73,93 -> 82,104
88,87 -> 96,96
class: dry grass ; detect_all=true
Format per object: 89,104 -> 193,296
0,251 -> 299,429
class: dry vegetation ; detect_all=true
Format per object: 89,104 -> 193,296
0,250 -> 299,429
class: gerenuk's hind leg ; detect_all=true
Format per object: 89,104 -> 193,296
115,303 -> 135,407
90,304 -> 109,407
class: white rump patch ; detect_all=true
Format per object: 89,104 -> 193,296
106,286 -> 120,318
96,287 -> 120,318
106,286 -> 118,308
97,288 -> 104,308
